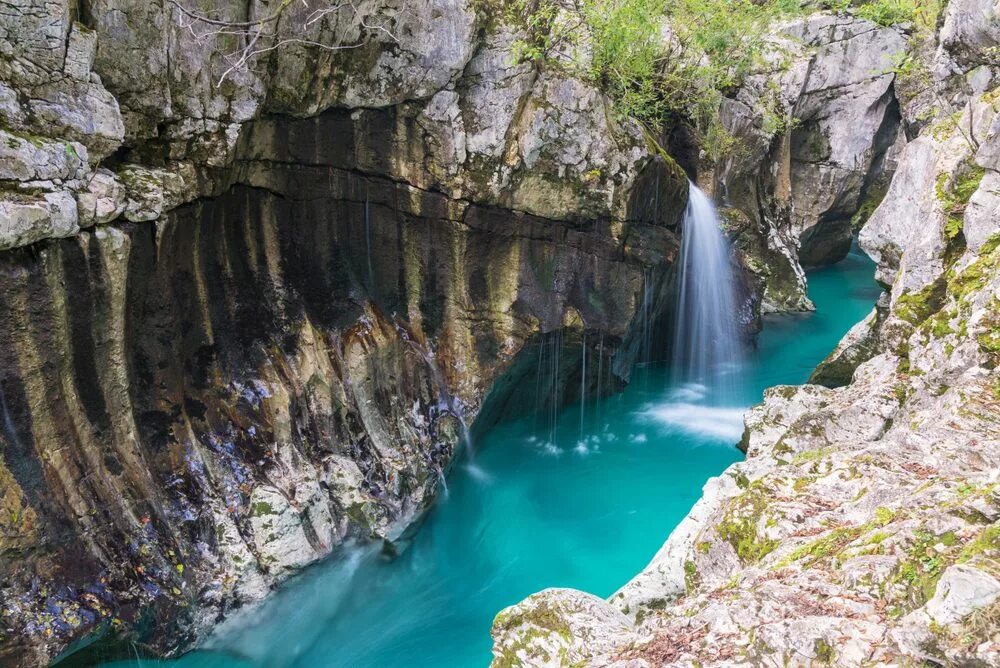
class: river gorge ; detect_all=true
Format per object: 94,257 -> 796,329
2,1 -> 999,666
90,243 -> 879,668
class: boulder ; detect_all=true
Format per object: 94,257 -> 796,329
0,131 -> 89,182
0,191 -> 79,250
492,589 -> 639,668
926,565 -> 1000,626
76,168 -> 126,227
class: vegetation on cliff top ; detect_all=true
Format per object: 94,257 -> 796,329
490,0 -> 932,160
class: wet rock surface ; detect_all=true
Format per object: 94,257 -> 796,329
0,166 -> 686,665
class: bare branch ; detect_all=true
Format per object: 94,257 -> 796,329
163,0 -> 293,29
163,0 -> 399,88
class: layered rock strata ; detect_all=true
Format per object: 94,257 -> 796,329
0,1 -> 695,664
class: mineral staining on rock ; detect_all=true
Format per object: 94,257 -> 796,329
492,4 -> 1000,665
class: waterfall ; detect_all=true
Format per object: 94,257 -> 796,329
549,331 -> 561,445
579,333 -> 586,440
364,190 -> 375,293
641,267 -> 653,365
671,182 -> 742,403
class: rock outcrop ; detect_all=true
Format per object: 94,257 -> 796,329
493,6 -> 1000,666
720,13 -> 906,312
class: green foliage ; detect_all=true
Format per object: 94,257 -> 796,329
683,559 -> 699,590
895,280 -> 946,326
851,180 -> 889,230
978,300 -> 1000,353
936,162 -> 986,240
855,0 -> 941,28
778,507 -> 898,568
814,638 -> 836,664
716,482 -> 779,563
584,0 -> 672,124
490,0 -> 941,161
892,528 -> 955,607
959,524 -> 1000,562
651,0 -> 800,160
496,0 -> 804,161
856,0 -> 917,26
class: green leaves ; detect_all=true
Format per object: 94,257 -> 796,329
584,0 -> 670,123
493,0 -> 803,160
855,0 -> 938,27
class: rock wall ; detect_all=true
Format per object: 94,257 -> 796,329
492,5 -> 1000,666
719,14 -> 906,313
0,167 -> 679,666
0,1 -> 696,665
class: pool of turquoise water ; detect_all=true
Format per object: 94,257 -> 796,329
107,244 -> 879,668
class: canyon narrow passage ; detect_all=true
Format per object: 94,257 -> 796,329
97,246 -> 879,668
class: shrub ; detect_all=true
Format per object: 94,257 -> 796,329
856,0 -> 940,28
497,0 -> 803,161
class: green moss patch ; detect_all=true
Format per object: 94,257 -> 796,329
936,163 -> 985,240
716,483 -> 779,564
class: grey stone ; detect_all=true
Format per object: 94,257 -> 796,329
0,191 -> 79,250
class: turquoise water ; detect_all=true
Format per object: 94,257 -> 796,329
106,244 -> 879,668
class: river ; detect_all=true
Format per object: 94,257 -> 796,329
106,242 -> 880,668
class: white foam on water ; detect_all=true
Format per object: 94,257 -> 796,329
629,433 -> 648,444
536,441 -> 563,457
464,463 -> 494,483
640,402 -> 746,442
669,383 -> 707,402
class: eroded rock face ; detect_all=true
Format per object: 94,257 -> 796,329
0,200 -> 462,663
720,14 -> 905,311
0,153 -> 687,665
0,0 -> 675,254
0,1 -> 695,662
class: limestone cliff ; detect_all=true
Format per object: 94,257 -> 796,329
718,13 -> 906,313
0,1 -> 693,664
492,4 -> 1000,666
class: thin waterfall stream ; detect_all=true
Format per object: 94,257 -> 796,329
672,183 -> 742,394
649,182 -> 747,442
105,203 -> 881,668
